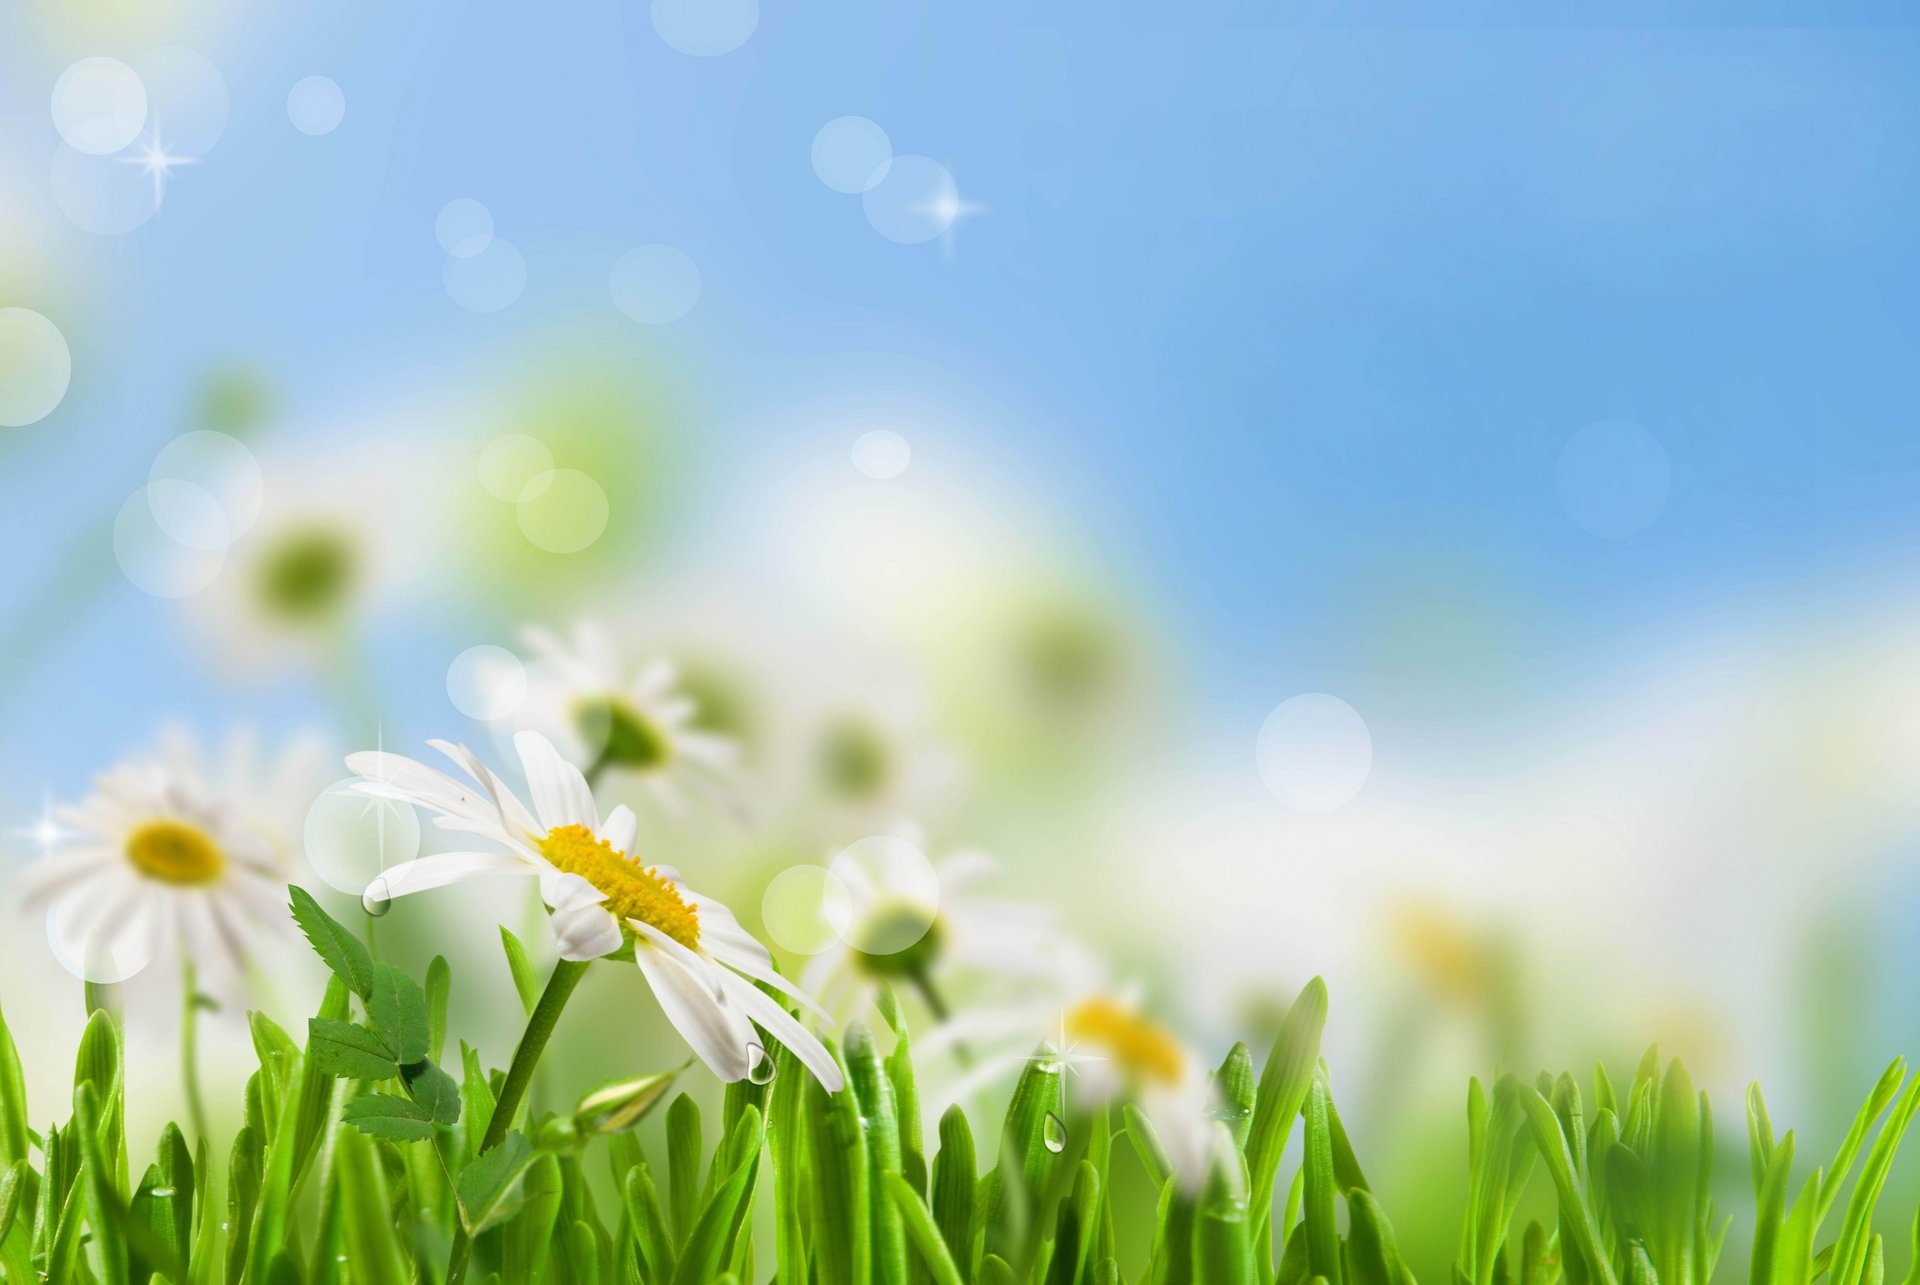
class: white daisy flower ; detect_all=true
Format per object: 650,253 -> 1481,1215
16,728 -> 320,985
345,730 -> 842,1090
509,621 -> 738,809
930,957 -> 1217,1191
800,836 -> 1068,1027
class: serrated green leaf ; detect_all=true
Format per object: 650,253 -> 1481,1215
457,1131 -> 537,1234
405,1059 -> 462,1126
289,885 -> 374,999
368,962 -> 430,1065
342,1093 -> 435,1142
308,1019 -> 398,1081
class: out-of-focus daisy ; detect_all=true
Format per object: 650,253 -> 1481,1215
346,730 -> 841,1089
510,621 -> 738,808
15,728 -> 319,985
191,435 -> 450,676
932,956 -> 1216,1188
799,834 -> 1067,1026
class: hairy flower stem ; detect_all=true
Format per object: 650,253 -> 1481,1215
445,957 -> 591,1285
181,957 -> 211,1145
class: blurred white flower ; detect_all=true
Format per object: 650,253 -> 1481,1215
509,620 -> 739,810
15,728 -> 321,986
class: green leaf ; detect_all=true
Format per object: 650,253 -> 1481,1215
886,1172 -> 968,1285
289,885 -> 374,999
931,1104 -> 977,1280
848,1023 -> 909,1285
1302,1080 -> 1343,1285
1246,976 -> 1328,1277
804,1044 -> 869,1285
289,976 -> 350,1183
575,1067 -> 682,1137
1194,1125 -> 1254,1285
457,1131 -> 537,1234
623,1161 -> 677,1283
74,1081 -> 130,1285
404,1059 -> 463,1127
332,1123 -> 411,1285
342,1093 -> 436,1142
0,1158 -> 24,1245
368,962 -> 430,1065
426,955 -> 452,1064
0,997 -> 27,1168
667,1092 -> 703,1245
982,1039 -> 1066,1269
500,925 -> 541,1016
307,1019 -> 399,1081
1211,1043 -> 1256,1150
670,1106 -> 763,1285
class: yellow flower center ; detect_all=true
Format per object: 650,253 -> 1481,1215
125,820 -> 226,885
537,824 -> 700,950
1066,996 -> 1184,1085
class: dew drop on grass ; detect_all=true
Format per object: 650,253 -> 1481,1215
362,876 -> 393,917
150,1187 -> 174,1197
1043,1111 -> 1067,1153
747,1042 -> 776,1085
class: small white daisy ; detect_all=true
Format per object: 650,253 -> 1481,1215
800,835 -> 1069,1028
345,730 -> 841,1090
510,621 -> 738,809
16,728 -> 319,985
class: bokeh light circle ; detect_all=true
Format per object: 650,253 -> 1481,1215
113,486 -> 226,597
444,238 -> 526,312
761,864 -> 853,955
1556,420 -> 1671,538
436,198 -> 494,258
287,76 -> 345,136
812,117 -> 892,194
131,48 -> 229,158
610,245 -> 701,324
851,430 -> 910,480
304,779 -> 422,897
651,0 -> 758,56
144,478 -> 230,551
48,896 -> 156,984
826,835 -> 941,956
447,645 -> 527,721
51,57 -> 148,156
863,155 -> 958,245
150,431 -> 262,541
1256,693 -> 1372,813
515,468 -> 609,552
51,144 -> 157,235
478,434 -> 554,501
0,309 -> 73,427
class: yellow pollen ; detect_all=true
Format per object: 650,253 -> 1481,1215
537,824 -> 700,950
1066,996 -> 1184,1086
126,820 -> 226,885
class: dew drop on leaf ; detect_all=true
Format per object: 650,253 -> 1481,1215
747,1042 -> 776,1085
1043,1110 -> 1067,1153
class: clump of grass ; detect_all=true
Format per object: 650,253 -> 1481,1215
3,886 -> 1920,1284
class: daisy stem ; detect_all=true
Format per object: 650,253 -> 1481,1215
181,957 -> 212,1145
445,957 -> 591,1285
908,965 -> 973,1066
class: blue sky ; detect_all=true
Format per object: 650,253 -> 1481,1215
4,3 -> 1920,787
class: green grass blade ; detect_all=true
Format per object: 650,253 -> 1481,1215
1246,977 -> 1328,1279
1194,1126 -> 1254,1285
887,1171 -> 968,1285
806,1043 -> 870,1285
1819,1059 -> 1906,1224
1831,1073 -> 1920,1285
1303,1080 -> 1343,1285
931,1104 -> 977,1283
848,1023 -> 909,1285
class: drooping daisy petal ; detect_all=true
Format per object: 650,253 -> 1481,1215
552,900 -> 624,961
346,751 -> 488,820
635,943 -> 755,1082
15,847 -> 118,909
629,918 -> 724,1000
717,970 -> 845,1092
370,852 -> 537,899
540,870 -> 607,912
429,739 -> 542,838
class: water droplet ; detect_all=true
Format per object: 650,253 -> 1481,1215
150,1186 -> 175,1197
746,1042 -> 776,1085
361,876 -> 393,917
1042,1110 -> 1067,1153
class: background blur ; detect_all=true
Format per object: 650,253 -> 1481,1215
7,0 -> 1920,1276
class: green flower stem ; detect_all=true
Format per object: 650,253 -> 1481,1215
180,958 -> 211,1146
445,957 -> 591,1285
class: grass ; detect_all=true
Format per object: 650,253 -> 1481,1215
1,887 -> 1918,1283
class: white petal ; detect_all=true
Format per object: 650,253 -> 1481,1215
635,943 -> 753,1082
346,751 -> 486,820
629,919 -> 723,1000
369,852 -> 537,899
540,870 -> 607,911
429,739 -> 542,839
598,804 -> 638,855
551,902 -> 623,961
698,919 -> 835,1023
514,731 -> 598,833
15,848 -> 117,909
717,970 -> 845,1092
